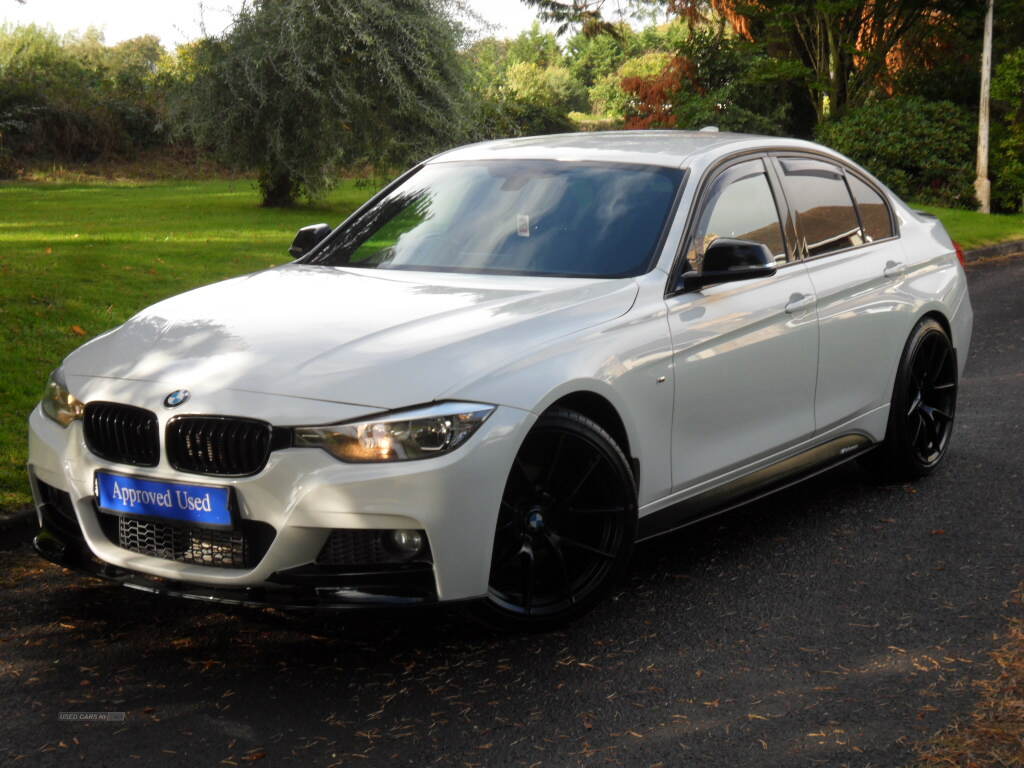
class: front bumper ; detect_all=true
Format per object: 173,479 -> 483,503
28,393 -> 535,605
32,525 -> 440,609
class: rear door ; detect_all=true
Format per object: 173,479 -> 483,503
771,156 -> 906,433
665,157 -> 819,492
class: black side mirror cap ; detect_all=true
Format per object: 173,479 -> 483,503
679,238 -> 777,291
289,223 -> 332,260
681,265 -> 777,291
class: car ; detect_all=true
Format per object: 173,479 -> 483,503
28,130 -> 973,629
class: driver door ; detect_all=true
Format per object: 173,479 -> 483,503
665,157 -> 819,492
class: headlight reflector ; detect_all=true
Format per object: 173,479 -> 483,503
293,402 -> 494,462
41,368 -> 84,427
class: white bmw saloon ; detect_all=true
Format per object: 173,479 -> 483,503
28,131 -> 973,628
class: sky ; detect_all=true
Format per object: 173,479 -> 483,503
0,0 -> 552,48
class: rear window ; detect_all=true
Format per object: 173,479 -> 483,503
306,160 -> 684,278
847,174 -> 894,241
779,158 -> 863,257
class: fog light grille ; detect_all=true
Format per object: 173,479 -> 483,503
317,529 -> 431,566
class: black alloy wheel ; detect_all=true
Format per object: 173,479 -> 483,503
478,408 -> 637,630
865,317 -> 958,480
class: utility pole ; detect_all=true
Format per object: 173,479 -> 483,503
975,0 -> 994,214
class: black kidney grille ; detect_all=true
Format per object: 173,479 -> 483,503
84,402 -> 160,467
166,416 -> 273,476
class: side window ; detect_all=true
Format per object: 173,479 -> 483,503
847,174 -> 895,241
779,158 -> 863,258
686,159 -> 787,272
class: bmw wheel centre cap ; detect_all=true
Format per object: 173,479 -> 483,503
164,389 -> 190,408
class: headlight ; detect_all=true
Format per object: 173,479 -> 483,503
41,368 -> 84,427
293,402 -> 495,462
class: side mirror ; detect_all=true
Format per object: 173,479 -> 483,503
289,223 -> 332,260
680,238 -> 777,292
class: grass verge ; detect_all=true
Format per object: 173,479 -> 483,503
0,178 -> 376,510
911,589 -> 1024,767
912,203 -> 1024,251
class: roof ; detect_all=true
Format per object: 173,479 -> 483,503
427,130 -> 793,169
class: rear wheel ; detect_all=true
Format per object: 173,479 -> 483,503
476,408 -> 637,631
864,317 -> 958,480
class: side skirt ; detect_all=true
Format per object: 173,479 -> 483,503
636,434 -> 875,542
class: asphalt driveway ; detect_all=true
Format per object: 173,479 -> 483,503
1,256 -> 1022,767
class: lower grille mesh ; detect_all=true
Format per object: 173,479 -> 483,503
117,516 -> 246,567
98,513 -> 275,569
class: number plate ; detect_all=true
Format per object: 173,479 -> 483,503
95,472 -> 233,528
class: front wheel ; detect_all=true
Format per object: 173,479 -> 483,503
863,317 -> 958,480
475,408 -> 637,631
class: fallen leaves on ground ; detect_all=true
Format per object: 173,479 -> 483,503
911,586 -> 1024,767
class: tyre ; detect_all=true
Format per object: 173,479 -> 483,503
475,407 -> 637,631
863,317 -> 958,480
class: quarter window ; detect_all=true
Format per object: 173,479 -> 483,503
847,174 -> 894,241
779,158 -> 863,258
686,159 -> 786,272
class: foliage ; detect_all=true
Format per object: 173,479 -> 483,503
816,97 -> 976,208
178,0 -> 471,206
523,0 -> 981,123
613,29 -> 797,134
504,61 -> 588,113
564,24 -> 640,87
507,21 -> 562,68
991,48 -> 1024,213
589,52 -> 671,118
462,20 -> 580,138
0,24 -> 169,172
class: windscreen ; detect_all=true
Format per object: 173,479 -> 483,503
305,160 -> 684,277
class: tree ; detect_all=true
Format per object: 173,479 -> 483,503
618,28 -> 798,133
507,21 -> 563,67
180,0 -> 471,206
522,0 -> 978,120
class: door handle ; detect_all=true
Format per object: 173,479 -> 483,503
883,260 -> 906,279
784,293 -> 815,314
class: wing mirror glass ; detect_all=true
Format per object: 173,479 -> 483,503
289,223 -> 332,260
680,238 -> 777,292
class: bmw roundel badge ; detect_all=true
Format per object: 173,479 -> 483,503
164,389 -> 190,408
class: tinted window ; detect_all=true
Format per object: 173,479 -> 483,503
686,159 -> 786,271
306,160 -> 684,277
780,158 -> 862,257
847,174 -> 894,241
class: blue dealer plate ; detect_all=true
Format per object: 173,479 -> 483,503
95,472 -> 233,528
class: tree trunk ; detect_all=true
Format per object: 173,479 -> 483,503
975,0 -> 994,214
259,170 -> 297,208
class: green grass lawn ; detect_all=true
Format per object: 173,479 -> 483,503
0,179 -> 376,510
911,203 -> 1024,251
1,181 -> 1021,513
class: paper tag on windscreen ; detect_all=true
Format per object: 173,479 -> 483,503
516,214 -> 530,237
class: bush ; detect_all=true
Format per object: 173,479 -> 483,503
816,97 -> 976,208
0,24 -> 168,165
992,48 -> 1024,212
